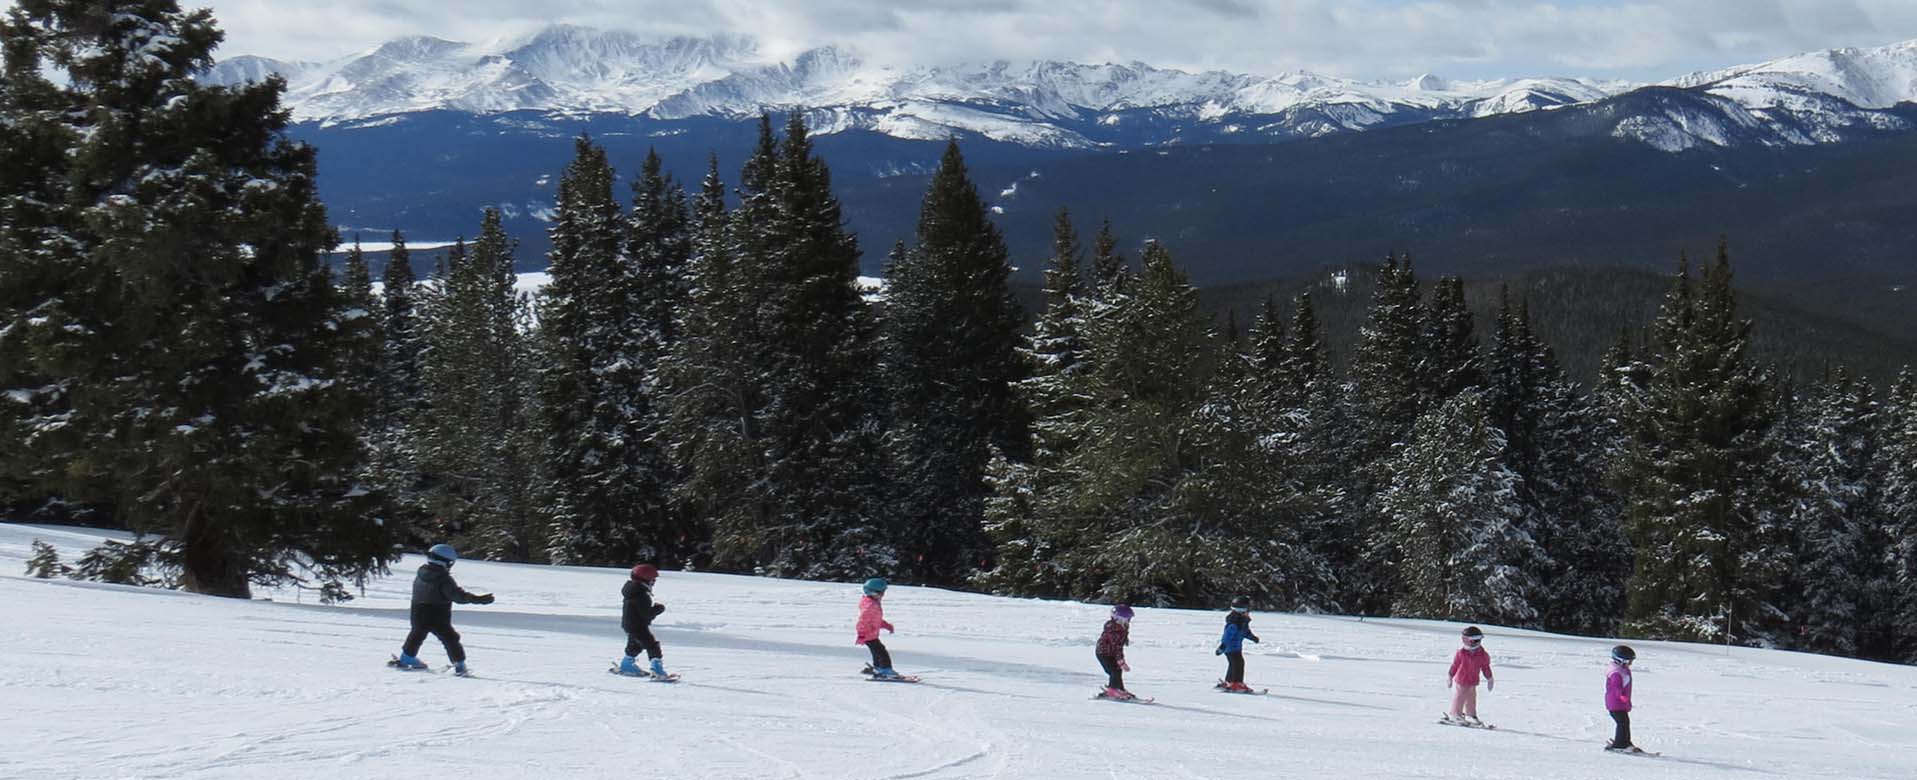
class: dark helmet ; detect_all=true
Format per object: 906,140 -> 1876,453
1111,604 -> 1135,620
630,564 -> 659,583
1461,626 -> 1484,638
1612,644 -> 1636,663
1230,596 -> 1252,612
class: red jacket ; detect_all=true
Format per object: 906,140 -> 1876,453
1449,646 -> 1494,686
1095,618 -> 1130,659
855,595 -> 893,644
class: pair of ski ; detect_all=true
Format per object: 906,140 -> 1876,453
860,664 -> 922,683
386,655 -> 473,677
1605,745 -> 1662,757
1215,680 -> 1268,695
1437,714 -> 1496,730
607,663 -> 681,683
1095,681 -> 1271,704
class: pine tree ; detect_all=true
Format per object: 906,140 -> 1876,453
370,231 -> 427,532
880,141 -> 1029,583
1486,289 -> 1630,635
1348,256 -> 1424,612
623,148 -> 698,564
1376,391 -> 1543,625
0,1 -> 394,595
25,540 -> 68,579
538,137 -> 674,566
1882,370 -> 1917,660
1611,244 -> 1787,643
1786,369 -> 1897,659
1420,276 -> 1484,405
417,212 -> 543,560
1090,218 -> 1126,297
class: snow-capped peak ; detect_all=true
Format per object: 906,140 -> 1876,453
1669,39 -> 1917,111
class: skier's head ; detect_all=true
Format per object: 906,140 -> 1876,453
1230,596 -> 1251,613
630,564 -> 659,584
863,577 -> 888,598
1461,626 -> 1484,647
1111,604 -> 1134,623
1611,645 -> 1636,665
426,544 -> 458,568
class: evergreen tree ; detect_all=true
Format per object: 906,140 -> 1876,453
538,137 -> 675,566
1090,218 -> 1126,297
1348,256 -> 1424,612
1882,370 -> 1917,660
380,232 -> 423,421
1486,289 -> 1630,635
417,212 -> 543,560
1610,245 -> 1787,643
1786,369 -> 1897,659
1376,391 -> 1543,625
623,148 -> 698,563
880,141 -> 1029,583
0,0 -> 393,595
1420,276 -> 1484,404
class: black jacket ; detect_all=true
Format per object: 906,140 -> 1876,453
411,563 -> 483,606
622,579 -> 666,633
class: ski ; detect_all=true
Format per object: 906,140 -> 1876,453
1604,746 -> 1660,757
1438,715 -> 1496,730
609,663 -> 680,682
1093,691 -> 1154,704
1215,681 -> 1268,695
865,674 -> 922,683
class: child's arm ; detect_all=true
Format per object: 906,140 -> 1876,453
1447,651 -> 1461,685
1483,654 -> 1494,690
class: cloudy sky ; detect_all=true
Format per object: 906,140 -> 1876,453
168,1 -> 1917,80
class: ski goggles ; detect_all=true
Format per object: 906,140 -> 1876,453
1462,636 -> 1483,645
1613,656 -> 1634,665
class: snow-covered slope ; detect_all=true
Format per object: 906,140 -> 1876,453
6,522 -> 1916,779
207,24 -> 1629,146
1614,39 -> 1917,150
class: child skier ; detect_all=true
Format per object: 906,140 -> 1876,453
1605,645 -> 1638,751
615,564 -> 672,679
392,544 -> 493,676
856,578 -> 902,679
1215,596 -> 1261,692
1444,626 -> 1494,725
1095,604 -> 1135,700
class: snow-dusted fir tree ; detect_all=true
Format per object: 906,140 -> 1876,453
539,137 -> 673,566
1785,369 -> 1897,659
621,149 -> 699,564
1376,391 -> 1543,625
880,141 -> 1029,584
979,208 -> 1091,597
1610,244 -> 1787,643
1348,256 -> 1424,612
338,240 -> 385,404
1882,370 -> 1917,660
1419,276 -> 1485,405
418,212 -> 543,560
1485,289 -> 1630,635
369,231 -> 427,528
0,0 -> 393,595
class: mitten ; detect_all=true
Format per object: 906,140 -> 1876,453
1118,659 -> 1131,672
1215,644 -> 1224,656
652,603 -> 666,616
1486,679 -> 1495,692
475,593 -> 496,605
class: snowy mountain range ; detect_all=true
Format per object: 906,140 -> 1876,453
207,25 -> 1917,153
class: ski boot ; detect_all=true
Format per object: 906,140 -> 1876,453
1100,686 -> 1135,701
617,656 -> 646,677
871,666 -> 903,680
649,658 -> 670,679
393,653 -> 428,670
452,661 -> 470,677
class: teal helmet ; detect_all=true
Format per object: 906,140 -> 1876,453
427,543 -> 458,567
863,577 -> 888,596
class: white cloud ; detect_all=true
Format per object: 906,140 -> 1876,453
29,1 -> 1917,79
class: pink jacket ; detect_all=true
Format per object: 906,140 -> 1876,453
1605,662 -> 1633,712
1449,647 -> 1493,686
855,595 -> 894,644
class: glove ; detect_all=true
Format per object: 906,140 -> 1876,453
1446,680 -> 1453,689
652,603 -> 666,616
475,593 -> 495,605
1215,644 -> 1224,656
1249,635 -> 1261,644
1486,679 -> 1495,692
1118,659 -> 1130,672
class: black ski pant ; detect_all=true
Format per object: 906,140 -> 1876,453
403,603 -> 465,664
1097,653 -> 1124,690
1224,651 -> 1246,684
1609,710 -> 1632,748
624,626 -> 662,660
865,639 -> 892,670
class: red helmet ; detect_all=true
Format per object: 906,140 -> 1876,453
630,564 -> 659,583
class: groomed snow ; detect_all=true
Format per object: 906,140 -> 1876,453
4,522 -> 1914,779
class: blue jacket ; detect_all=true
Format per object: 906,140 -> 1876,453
1217,611 -> 1260,654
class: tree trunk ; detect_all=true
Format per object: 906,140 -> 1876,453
178,504 -> 251,598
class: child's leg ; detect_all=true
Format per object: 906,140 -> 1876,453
866,640 -> 892,669
1448,682 -> 1470,718
429,620 -> 466,664
402,609 -> 431,659
1097,654 -> 1124,690
1462,684 -> 1479,718
632,627 -> 663,660
1225,651 -> 1245,683
624,634 -> 644,659
1610,711 -> 1631,747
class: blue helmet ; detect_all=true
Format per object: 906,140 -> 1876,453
427,543 -> 458,567
863,577 -> 888,596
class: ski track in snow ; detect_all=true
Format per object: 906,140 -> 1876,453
4,522 -> 1917,779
